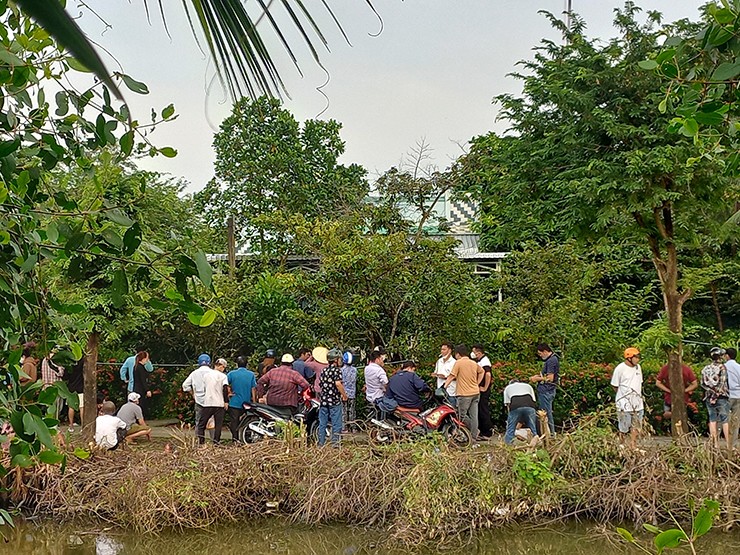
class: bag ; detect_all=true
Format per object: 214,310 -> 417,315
206,416 -> 216,430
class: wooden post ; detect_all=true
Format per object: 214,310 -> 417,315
227,215 -> 236,278
82,330 -> 100,443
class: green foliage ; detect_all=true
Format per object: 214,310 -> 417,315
617,499 -> 720,554
196,96 -> 367,256
512,450 -> 557,492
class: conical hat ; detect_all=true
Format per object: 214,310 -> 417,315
312,346 -> 328,365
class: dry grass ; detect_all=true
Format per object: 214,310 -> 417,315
12,420 -> 740,546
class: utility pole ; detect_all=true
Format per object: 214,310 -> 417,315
227,215 -> 236,278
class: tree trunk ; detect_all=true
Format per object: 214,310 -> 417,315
710,281 -> 724,333
664,292 -> 688,438
82,330 -> 100,443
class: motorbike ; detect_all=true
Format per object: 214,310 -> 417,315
237,388 -> 319,443
368,389 -> 472,447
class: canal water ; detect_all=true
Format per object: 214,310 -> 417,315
5,520 -> 740,554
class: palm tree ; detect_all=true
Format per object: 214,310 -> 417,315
15,0 -> 378,101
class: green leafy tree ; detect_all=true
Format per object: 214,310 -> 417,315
456,4 -> 739,436
197,96 -> 367,256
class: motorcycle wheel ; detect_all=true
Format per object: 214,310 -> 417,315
238,416 -> 265,444
443,421 -> 472,448
368,427 -> 395,446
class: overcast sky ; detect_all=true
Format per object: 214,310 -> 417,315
78,1 -> 704,193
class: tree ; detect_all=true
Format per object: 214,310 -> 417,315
456,5 -> 739,436
196,96 -> 367,256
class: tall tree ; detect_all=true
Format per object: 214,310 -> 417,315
457,5 -> 739,436
196,96 -> 367,256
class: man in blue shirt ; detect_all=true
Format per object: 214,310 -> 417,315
387,361 -> 431,410
227,356 -> 257,443
530,343 -> 559,436
292,348 -> 315,382
119,349 -> 153,393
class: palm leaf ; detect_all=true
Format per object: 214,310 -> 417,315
15,0 -> 124,100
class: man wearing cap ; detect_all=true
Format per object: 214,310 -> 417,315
701,347 -> 730,449
386,361 -> 430,411
317,349 -> 349,446
182,354 -> 229,444
227,356 -> 257,443
117,392 -> 152,443
611,347 -> 644,449
256,354 -> 310,417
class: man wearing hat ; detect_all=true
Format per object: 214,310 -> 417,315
257,349 -> 277,377
182,354 -> 229,444
305,346 -> 329,399
256,353 -> 310,417
117,392 -> 152,443
611,347 -> 644,449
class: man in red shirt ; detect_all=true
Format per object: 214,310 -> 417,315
655,362 -> 698,421
256,355 -> 310,417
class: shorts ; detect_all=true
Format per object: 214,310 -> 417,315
78,393 -> 84,409
126,424 -> 151,436
706,398 -> 730,423
617,410 -> 643,433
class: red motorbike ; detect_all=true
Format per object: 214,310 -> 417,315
368,389 -> 472,447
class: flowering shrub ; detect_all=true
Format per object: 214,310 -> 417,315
419,360 -> 707,434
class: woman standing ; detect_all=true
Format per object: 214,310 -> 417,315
132,351 -> 152,417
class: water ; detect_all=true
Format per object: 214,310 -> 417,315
5,520 -> 740,554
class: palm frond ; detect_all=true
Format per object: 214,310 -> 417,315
15,0 -> 124,100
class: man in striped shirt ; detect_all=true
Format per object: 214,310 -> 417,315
256,357 -> 310,416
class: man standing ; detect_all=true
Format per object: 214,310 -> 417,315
611,347 -> 643,449
725,348 -> 740,447
256,354 -> 310,417
119,348 -> 153,393
472,344 -> 493,440
655,360 -> 698,421
364,350 -> 388,406
444,345 -> 483,441
431,343 -> 456,406
503,379 -> 539,445
530,343 -> 559,436
306,346 -> 329,398
40,346 -> 64,419
20,341 -> 38,385
182,353 -> 229,444
227,356 -> 257,443
257,349 -> 277,377
701,347 -> 730,449
292,348 -> 315,382
387,360 -> 430,410
117,392 -> 152,443
341,351 -> 357,431
317,348 -> 348,447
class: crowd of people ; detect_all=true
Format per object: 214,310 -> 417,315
13,338 -> 740,452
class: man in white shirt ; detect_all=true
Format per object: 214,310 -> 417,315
95,401 -> 127,450
182,353 -> 229,444
724,347 -> 740,447
611,347 -> 644,449
431,343 -> 457,406
364,351 -> 388,405
503,380 -> 538,445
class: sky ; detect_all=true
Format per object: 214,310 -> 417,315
77,1 -> 705,193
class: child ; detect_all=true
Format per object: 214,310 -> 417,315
95,401 -> 126,450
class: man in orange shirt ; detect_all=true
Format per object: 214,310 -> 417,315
444,344 -> 484,441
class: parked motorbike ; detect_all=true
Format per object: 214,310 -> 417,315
237,388 -> 319,443
368,389 -> 472,447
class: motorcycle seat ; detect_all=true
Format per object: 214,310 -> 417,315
396,406 -> 420,414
